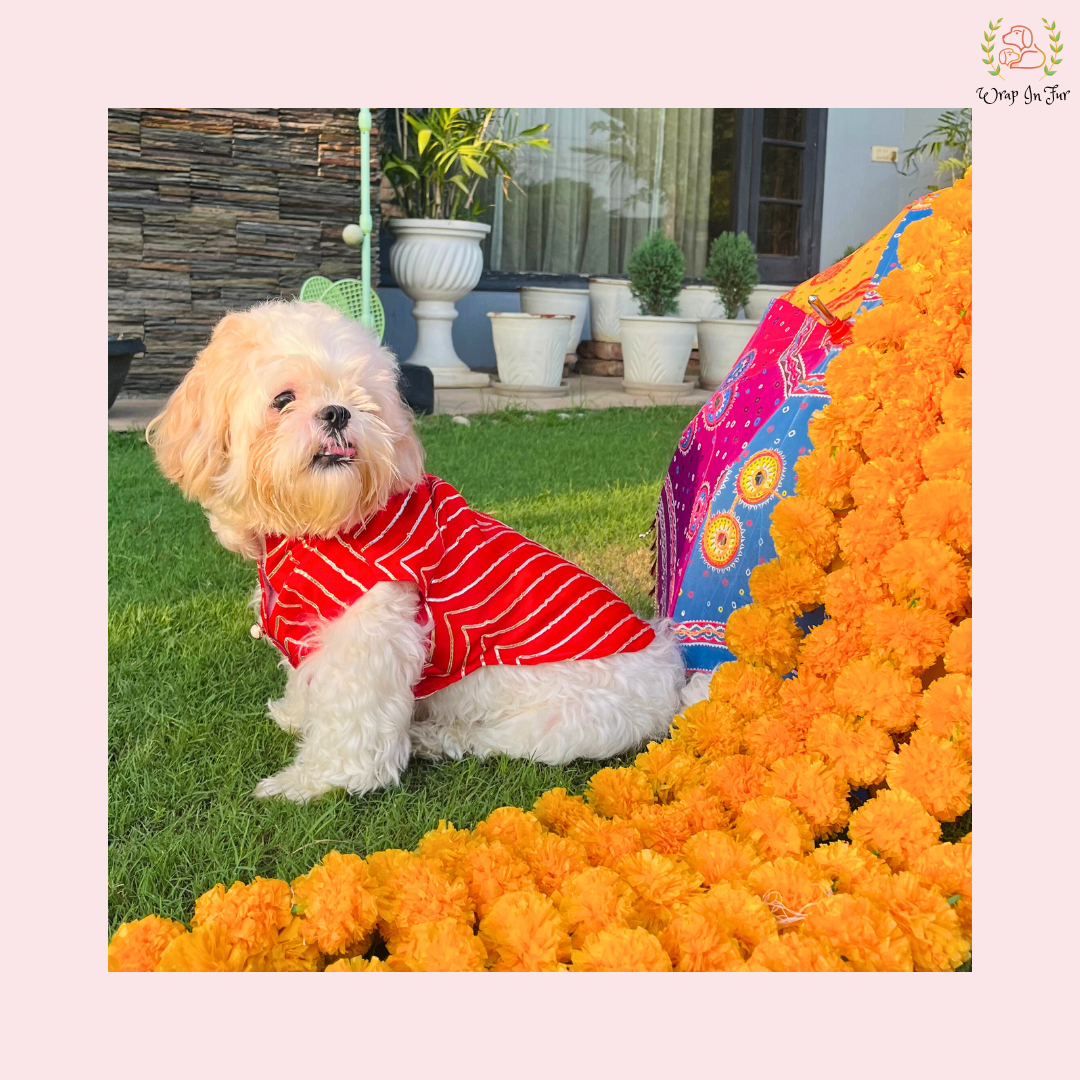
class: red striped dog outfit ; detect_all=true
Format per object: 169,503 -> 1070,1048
258,474 -> 654,698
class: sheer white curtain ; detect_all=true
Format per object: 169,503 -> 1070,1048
485,108 -> 714,277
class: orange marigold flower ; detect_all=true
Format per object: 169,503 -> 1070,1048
940,374 -> 971,431
764,753 -> 851,839
415,821 -> 473,881
472,807 -> 545,850
683,882 -> 779,956
838,505 -> 905,570
291,852 -> 380,957
586,766 -> 656,819
156,923 -> 249,972
852,300 -> 921,352
858,871 -> 970,972
669,699 -> 744,759
826,345 -> 879,403
700,754 -> 769,814
634,741 -> 704,802
879,537 -> 969,615
898,215 -> 964,276
930,182 -> 972,234
571,927 -> 673,971
672,785 -> 732,834
250,915 -> 321,972
944,618 -> 972,676
735,796 -> 815,860
903,479 -> 972,553
886,730 -> 972,822
660,909 -> 746,971
798,619 -> 869,680
364,849 -> 415,889
777,669 -> 836,734
324,955 -> 391,972
557,867 -> 637,948
823,564 -> 887,624
680,830 -> 760,887
108,915 -> 187,972
862,601 -> 953,672
805,712 -> 894,789
532,788 -> 595,836
921,428 -> 972,484
848,788 -> 941,871
794,446 -> 862,510
457,842 -> 535,921
770,496 -> 839,568
375,857 -> 473,949
192,877 -> 293,958
628,802 -> 694,855
709,659 -> 783,720
747,933 -> 853,971
833,657 -> 921,733
808,397 -> 879,451
861,406 -> 938,464
568,815 -> 644,869
616,850 -> 705,935
911,841 -> 972,936
918,673 -> 973,760
747,857 -> 831,926
877,266 -> 932,311
742,712 -> 806,766
477,891 -> 570,972
749,556 -> 826,619
849,456 -> 925,514
724,603 -> 803,675
799,893 -> 913,971
810,840 -> 891,895
518,834 -> 590,902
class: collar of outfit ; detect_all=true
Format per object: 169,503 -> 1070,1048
257,474 -> 654,699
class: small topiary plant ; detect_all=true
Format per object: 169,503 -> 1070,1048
706,232 -> 759,319
627,230 -> 685,317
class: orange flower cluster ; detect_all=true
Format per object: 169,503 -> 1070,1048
108,172 -> 973,974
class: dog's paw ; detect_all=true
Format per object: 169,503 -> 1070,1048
267,697 -> 305,733
252,767 -> 332,803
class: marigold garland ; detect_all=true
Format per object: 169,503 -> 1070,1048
109,171 -> 973,973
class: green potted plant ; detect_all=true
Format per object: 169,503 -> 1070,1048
697,231 -> 761,390
382,108 -> 549,387
619,230 -> 699,393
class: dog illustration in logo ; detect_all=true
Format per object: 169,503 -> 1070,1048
999,25 -> 1047,69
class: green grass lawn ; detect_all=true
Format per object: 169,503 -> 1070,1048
108,405 -> 699,933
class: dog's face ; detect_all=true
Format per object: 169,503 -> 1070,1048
1002,26 -> 1030,49
147,300 -> 424,551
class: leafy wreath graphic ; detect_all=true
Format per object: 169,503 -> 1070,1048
1040,18 -> 1063,80
981,18 -> 1004,79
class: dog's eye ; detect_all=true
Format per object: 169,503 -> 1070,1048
271,391 -> 295,411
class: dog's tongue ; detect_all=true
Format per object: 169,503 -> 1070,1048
321,442 -> 356,457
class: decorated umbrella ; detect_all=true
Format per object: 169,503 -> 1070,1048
655,193 -> 940,675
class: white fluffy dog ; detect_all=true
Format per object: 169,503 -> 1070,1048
147,300 -> 685,803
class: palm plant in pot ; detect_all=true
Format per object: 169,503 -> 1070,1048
382,108 -> 550,387
697,231 -> 761,390
619,231 -> 699,393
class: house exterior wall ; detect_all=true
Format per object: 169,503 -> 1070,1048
108,108 -> 381,395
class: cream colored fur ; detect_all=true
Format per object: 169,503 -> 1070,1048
148,300 -> 686,802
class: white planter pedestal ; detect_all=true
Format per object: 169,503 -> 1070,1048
387,218 -> 492,388
620,315 -> 699,392
697,318 -> 760,390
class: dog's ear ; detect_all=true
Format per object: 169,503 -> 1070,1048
146,311 -> 252,503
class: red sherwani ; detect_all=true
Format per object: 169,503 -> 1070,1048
258,474 -> 654,698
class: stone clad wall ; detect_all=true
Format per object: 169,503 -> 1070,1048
108,108 -> 382,395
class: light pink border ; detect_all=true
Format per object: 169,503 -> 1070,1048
16,0 -> 1071,1072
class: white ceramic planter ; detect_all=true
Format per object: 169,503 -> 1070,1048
489,313 -> 572,392
387,218 -> 492,388
678,285 -> 724,349
744,284 -> 791,322
519,286 -> 589,353
620,315 -> 699,390
587,277 -> 638,343
697,318 -> 761,390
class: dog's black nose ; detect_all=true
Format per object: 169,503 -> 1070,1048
318,405 -> 351,430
